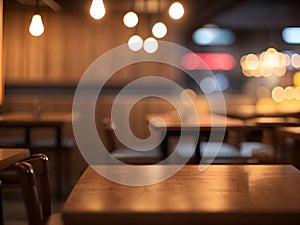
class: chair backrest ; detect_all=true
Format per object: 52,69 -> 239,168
15,153 -> 51,225
101,117 -> 117,152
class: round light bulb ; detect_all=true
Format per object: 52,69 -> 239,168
143,37 -> 158,54
152,22 -> 167,38
169,2 -> 184,20
123,11 -> 138,28
128,35 -> 143,51
29,14 -> 44,37
90,0 -> 106,20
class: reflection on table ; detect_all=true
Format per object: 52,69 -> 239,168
62,165 -> 300,225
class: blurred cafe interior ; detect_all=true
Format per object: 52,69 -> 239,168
1,0 -> 300,225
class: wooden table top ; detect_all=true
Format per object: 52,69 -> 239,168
62,165 -> 300,225
0,148 -> 30,171
147,113 -> 244,131
0,112 -> 72,126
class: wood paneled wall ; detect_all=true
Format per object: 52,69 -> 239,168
3,1 -> 184,86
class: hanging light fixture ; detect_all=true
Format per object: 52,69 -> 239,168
152,1 -> 167,39
143,37 -> 158,53
123,11 -> 139,28
90,0 -> 106,20
169,2 -> 184,20
128,35 -> 143,51
152,22 -> 167,39
29,0 -> 44,37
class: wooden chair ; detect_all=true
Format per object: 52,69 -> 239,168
101,117 -> 163,164
0,180 -> 2,225
0,153 -> 51,225
14,153 -> 51,225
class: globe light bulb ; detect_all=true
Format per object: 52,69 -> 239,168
29,14 -> 44,37
90,0 -> 106,20
152,22 -> 167,38
128,35 -> 143,51
123,11 -> 138,28
169,2 -> 184,20
143,37 -> 158,54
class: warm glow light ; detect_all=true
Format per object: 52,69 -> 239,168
123,11 -> 138,28
295,87 -> 300,100
245,54 -> 259,70
169,2 -> 184,20
285,86 -> 295,100
273,67 -> 286,76
90,0 -> 106,20
272,86 -> 285,102
152,22 -> 167,39
291,54 -> 300,68
260,48 -> 279,68
241,49 -> 289,77
29,14 -> 44,37
143,37 -> 158,54
293,71 -> 300,86
181,53 -> 236,71
128,35 -> 143,51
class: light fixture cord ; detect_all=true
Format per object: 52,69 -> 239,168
158,0 -> 161,21
35,0 -> 40,14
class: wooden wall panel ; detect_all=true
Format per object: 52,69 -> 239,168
3,2 -> 183,86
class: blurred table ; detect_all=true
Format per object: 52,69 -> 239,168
62,165 -> 300,225
0,112 -> 72,147
0,112 -> 73,197
245,117 -> 300,144
146,113 -> 244,160
0,148 -> 30,171
276,127 -> 300,168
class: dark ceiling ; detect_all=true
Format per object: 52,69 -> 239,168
7,0 -> 300,32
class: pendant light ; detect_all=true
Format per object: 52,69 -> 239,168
90,0 -> 106,20
152,1 -> 167,39
144,14 -> 158,54
169,2 -> 184,20
29,0 -> 44,37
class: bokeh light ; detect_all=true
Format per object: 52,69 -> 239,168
200,77 -> 217,94
169,2 -> 184,20
240,48 -> 290,77
272,86 -> 285,102
192,26 -> 235,46
215,73 -> 229,91
291,54 -> 300,68
128,35 -> 143,51
284,86 -> 295,100
295,87 -> 300,100
181,53 -> 235,71
152,22 -> 167,39
282,27 -> 300,44
123,11 -> 138,28
245,54 -> 259,70
143,37 -> 158,54
293,71 -> 300,86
